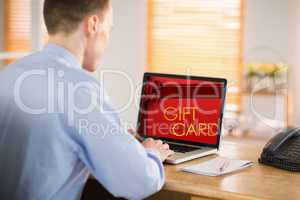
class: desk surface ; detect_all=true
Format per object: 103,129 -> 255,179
162,141 -> 300,200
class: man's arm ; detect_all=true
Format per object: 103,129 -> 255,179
65,87 -> 170,199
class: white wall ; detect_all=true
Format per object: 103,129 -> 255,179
245,0 -> 296,65
291,1 -> 300,125
243,0 -> 298,131
244,0 -> 300,127
99,0 -> 147,127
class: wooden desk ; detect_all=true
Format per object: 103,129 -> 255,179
147,141 -> 300,200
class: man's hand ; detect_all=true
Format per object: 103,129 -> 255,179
128,129 -> 174,162
142,138 -> 174,162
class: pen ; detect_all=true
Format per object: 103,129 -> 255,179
219,160 -> 230,172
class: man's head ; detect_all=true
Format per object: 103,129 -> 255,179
44,0 -> 113,72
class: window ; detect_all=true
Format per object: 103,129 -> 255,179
2,0 -> 46,65
147,0 -> 244,109
4,0 -> 32,63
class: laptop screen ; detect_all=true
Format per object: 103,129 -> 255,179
137,73 -> 226,147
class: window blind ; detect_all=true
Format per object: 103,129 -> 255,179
147,0 -> 244,108
4,0 -> 32,62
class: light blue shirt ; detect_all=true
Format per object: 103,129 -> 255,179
0,44 -> 164,200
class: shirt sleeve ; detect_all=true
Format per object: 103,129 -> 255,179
65,83 -> 165,200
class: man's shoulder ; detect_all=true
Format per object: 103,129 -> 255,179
4,51 -> 100,85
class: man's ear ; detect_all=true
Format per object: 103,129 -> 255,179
85,15 -> 102,36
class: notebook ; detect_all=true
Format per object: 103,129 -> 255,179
182,157 -> 254,176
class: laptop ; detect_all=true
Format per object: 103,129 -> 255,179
137,72 -> 227,164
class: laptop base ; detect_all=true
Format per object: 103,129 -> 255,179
165,148 -> 218,164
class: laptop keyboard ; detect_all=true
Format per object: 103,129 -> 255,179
168,143 -> 200,153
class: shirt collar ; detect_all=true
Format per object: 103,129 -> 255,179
43,43 -> 82,69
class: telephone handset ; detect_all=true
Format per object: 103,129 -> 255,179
259,127 -> 300,171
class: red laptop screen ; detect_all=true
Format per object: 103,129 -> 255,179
138,74 -> 225,145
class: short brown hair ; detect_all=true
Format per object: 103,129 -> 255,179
43,0 -> 110,35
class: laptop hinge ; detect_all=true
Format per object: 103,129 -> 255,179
163,140 -> 204,149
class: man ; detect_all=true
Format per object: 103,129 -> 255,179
0,0 -> 173,199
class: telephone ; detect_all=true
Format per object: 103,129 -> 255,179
259,127 -> 300,171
